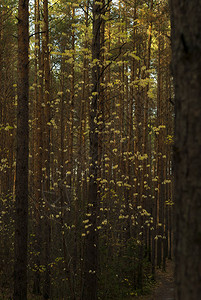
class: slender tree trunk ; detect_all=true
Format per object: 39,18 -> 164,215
33,0 -> 43,294
170,1 -> 201,299
83,1 -> 102,299
42,0 -> 51,297
13,0 -> 29,298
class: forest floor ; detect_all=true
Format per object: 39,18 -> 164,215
131,260 -> 175,300
0,261 -> 175,300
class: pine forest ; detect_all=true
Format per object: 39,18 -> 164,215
1,0 -> 179,299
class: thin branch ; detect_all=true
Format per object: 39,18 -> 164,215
29,30 -> 46,38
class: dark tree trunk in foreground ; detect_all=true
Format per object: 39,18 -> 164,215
170,1 -> 201,299
13,0 -> 29,299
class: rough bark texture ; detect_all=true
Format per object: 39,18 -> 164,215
170,1 -> 201,299
13,0 -> 29,299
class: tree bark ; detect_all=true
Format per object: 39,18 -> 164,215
13,0 -> 29,299
170,1 -> 201,299
42,0 -> 51,298
82,1 -> 102,299
32,0 -> 43,294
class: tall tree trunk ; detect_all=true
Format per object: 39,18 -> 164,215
33,0 -> 43,294
42,0 -> 51,297
170,1 -> 201,299
13,0 -> 29,298
83,1 -> 102,299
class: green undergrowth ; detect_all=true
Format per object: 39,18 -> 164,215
98,238 -> 154,300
